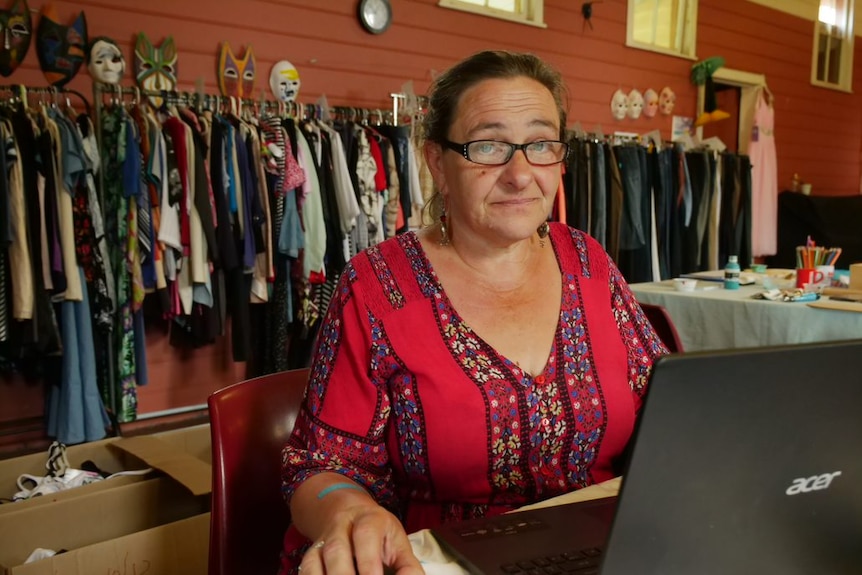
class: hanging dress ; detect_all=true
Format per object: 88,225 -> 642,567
748,89 -> 777,257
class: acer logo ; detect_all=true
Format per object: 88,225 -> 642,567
785,471 -> 842,495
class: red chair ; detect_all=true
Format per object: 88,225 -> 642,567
640,303 -> 684,353
208,368 -> 310,575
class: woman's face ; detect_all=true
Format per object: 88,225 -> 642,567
425,76 -> 562,247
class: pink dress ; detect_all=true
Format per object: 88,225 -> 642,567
748,89 -> 778,256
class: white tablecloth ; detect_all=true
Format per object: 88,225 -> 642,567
630,281 -> 862,352
410,478 -> 622,575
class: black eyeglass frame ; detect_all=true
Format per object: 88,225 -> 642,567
441,139 -> 570,166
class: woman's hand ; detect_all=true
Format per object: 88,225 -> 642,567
298,503 -> 424,575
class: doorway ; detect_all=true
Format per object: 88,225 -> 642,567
701,83 -> 741,152
696,68 -> 766,155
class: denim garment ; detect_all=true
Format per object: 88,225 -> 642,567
614,145 -> 646,251
590,142 -> 607,248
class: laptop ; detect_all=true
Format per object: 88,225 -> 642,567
431,340 -> 862,575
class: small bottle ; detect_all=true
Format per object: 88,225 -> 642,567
791,173 -> 801,192
724,255 -> 741,290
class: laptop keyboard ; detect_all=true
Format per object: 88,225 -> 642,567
499,548 -> 603,575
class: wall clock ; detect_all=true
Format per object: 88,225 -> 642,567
358,0 -> 392,35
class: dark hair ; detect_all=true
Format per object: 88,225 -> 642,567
423,50 -> 568,145
421,51 -> 569,225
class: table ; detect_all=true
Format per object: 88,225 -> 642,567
630,280 -> 862,352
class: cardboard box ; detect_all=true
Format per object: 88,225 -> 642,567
9,513 -> 210,575
849,263 -> 862,290
0,425 -> 213,575
0,424 -> 211,514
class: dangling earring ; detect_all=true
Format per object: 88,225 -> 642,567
439,212 -> 450,246
537,221 -> 550,247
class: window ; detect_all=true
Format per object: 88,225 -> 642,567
627,0 -> 698,59
812,0 -> 855,91
438,0 -> 545,28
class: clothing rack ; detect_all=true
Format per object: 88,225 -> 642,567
0,83 -> 92,115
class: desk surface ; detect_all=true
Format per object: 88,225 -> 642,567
630,281 -> 862,352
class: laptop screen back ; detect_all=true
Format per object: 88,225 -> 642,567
601,339 -> 862,574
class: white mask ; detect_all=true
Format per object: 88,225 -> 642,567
269,60 -> 301,102
627,89 -> 644,119
659,87 -> 676,116
88,39 -> 125,85
611,89 -> 628,121
643,89 -> 659,118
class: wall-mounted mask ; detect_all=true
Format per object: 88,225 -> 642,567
0,0 -> 31,77
627,89 -> 644,120
610,89 -> 628,121
643,89 -> 659,118
217,42 -> 255,98
659,86 -> 676,116
135,33 -> 177,107
87,36 -> 124,84
36,5 -> 87,87
269,60 -> 300,102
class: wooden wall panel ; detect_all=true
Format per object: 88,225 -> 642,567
2,0 -> 861,448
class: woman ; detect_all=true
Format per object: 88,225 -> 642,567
280,50 -> 667,575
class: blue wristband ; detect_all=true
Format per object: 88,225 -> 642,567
316,482 -> 366,500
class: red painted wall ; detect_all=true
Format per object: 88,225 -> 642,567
2,0 -> 860,443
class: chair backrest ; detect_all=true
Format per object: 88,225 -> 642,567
640,303 -> 684,353
208,368 -> 310,575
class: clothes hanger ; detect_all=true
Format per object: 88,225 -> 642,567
762,83 -> 774,106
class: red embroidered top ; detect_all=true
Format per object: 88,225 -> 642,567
279,223 -> 667,570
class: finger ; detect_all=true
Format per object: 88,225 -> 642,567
383,535 -> 424,575
351,519 -> 387,575
320,537 -> 359,575
299,540 -> 327,575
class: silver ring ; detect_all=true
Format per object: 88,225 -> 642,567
313,540 -> 325,550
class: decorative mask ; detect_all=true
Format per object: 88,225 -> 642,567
659,86 -> 676,115
269,60 -> 300,102
627,89 -> 644,120
0,0 -> 31,77
87,36 -> 124,84
35,5 -> 87,87
643,89 -> 659,118
134,32 -> 177,107
217,42 -> 255,98
610,89 -> 627,121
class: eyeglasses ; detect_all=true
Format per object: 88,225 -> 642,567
442,139 -> 569,166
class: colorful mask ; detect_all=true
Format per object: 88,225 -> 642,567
643,89 -> 659,118
35,5 -> 87,87
659,86 -> 676,115
217,42 -> 256,98
269,60 -> 300,102
627,89 -> 644,120
87,36 -> 124,84
135,32 -> 178,107
0,0 -> 31,77
610,89 -> 627,121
